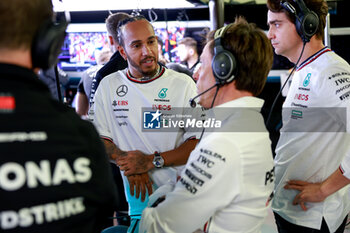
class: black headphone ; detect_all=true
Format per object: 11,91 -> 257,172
212,24 -> 237,85
31,11 -> 70,69
280,0 -> 319,43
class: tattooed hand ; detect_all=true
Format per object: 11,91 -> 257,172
117,150 -> 154,176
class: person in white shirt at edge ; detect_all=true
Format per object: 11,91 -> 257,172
267,0 -> 350,232
139,16 -> 275,233
88,15 -> 200,233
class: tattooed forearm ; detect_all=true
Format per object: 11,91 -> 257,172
102,139 -> 126,160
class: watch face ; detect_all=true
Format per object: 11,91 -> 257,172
153,156 -> 164,168
155,159 -> 162,167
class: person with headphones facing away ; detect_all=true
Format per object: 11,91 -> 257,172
0,0 -> 120,232
267,0 -> 350,232
138,16 -> 275,233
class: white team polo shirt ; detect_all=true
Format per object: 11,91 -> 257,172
89,66 -> 200,217
140,97 -> 275,233
273,47 -> 350,232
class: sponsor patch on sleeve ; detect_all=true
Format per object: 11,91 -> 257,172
0,95 -> 15,113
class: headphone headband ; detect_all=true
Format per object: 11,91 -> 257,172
214,24 -> 231,39
31,2 -> 70,69
295,0 -> 311,15
280,0 -> 319,43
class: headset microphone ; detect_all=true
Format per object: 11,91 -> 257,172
189,83 -> 219,108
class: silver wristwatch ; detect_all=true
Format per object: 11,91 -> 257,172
152,151 -> 164,168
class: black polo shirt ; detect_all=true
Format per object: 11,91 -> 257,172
0,63 -> 119,233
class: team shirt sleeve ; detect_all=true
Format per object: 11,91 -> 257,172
323,66 -> 350,178
321,66 -> 350,132
88,79 -> 113,141
139,136 -> 240,233
340,152 -> 350,180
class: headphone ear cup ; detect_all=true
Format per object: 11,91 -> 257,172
212,50 -> 236,84
294,0 -> 319,43
31,20 -> 67,69
301,11 -> 319,41
280,0 -> 319,43
296,10 -> 319,42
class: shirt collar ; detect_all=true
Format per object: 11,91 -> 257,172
297,47 -> 332,71
0,63 -> 51,93
206,96 -> 264,122
126,65 -> 165,83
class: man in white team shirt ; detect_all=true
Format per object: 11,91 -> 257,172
267,0 -> 350,232
89,16 -> 199,233
139,16 -> 275,233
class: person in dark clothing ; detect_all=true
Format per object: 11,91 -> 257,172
89,13 -> 131,107
177,37 -> 201,79
37,66 -> 69,101
0,0 -> 119,232
165,62 -> 192,77
76,48 -> 112,116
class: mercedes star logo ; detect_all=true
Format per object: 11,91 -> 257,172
116,85 -> 128,97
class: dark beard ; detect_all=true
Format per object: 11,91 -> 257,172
126,53 -> 157,78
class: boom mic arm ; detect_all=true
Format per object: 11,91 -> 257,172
189,83 -> 219,108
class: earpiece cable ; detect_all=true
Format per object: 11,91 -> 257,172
265,41 -> 306,127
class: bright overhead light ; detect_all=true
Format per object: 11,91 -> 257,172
65,20 -> 211,32
53,0 -> 196,12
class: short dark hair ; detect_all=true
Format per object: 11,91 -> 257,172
178,37 -> 198,52
207,16 -> 273,96
166,62 -> 192,77
0,0 -> 53,50
267,0 -> 328,40
117,15 -> 154,47
157,37 -> 163,47
105,12 -> 131,41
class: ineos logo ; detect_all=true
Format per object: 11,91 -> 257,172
116,85 -> 128,97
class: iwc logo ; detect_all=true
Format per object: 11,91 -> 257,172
116,85 -> 128,97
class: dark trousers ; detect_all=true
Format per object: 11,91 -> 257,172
274,212 -> 347,233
